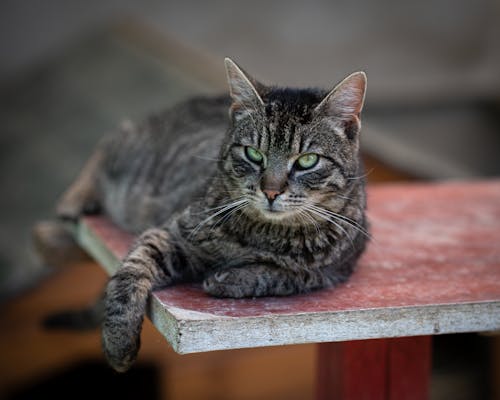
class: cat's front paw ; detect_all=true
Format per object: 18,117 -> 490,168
102,270 -> 147,372
203,268 -> 261,298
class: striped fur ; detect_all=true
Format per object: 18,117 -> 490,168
58,59 -> 368,371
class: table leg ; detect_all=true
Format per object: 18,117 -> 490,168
316,336 -> 432,400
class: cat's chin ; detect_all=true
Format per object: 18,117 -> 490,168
257,208 -> 299,223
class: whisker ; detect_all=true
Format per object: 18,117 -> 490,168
209,201 -> 249,233
347,168 -> 374,181
230,201 -> 249,228
190,196 -> 246,215
192,155 -> 223,162
304,206 -> 355,249
188,199 -> 248,238
308,204 -> 372,240
298,209 -> 321,235
336,194 -> 355,201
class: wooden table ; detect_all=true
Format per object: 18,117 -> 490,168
74,180 -> 500,400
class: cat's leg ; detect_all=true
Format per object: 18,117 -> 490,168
102,227 -> 184,372
56,147 -> 104,220
32,220 -> 90,267
203,264 -> 347,298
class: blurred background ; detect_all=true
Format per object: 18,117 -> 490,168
1,0 -> 499,399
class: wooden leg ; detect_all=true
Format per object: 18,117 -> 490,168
316,336 -> 432,400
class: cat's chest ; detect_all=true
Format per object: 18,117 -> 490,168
220,220 -> 338,260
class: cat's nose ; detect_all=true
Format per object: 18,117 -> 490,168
260,171 -> 287,205
263,189 -> 282,204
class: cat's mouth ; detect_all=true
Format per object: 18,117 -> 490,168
250,195 -> 298,221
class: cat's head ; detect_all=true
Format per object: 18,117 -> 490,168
220,58 -> 366,224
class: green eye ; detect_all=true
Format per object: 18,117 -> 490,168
245,146 -> 264,163
296,153 -> 319,170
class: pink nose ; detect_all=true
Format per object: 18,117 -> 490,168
263,189 -> 281,202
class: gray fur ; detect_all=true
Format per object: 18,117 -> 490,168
57,58 -> 368,372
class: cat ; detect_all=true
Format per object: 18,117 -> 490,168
55,58 -> 369,372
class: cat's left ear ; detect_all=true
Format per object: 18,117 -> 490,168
315,71 -> 367,140
224,58 -> 265,121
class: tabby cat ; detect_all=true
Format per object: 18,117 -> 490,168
56,58 -> 368,372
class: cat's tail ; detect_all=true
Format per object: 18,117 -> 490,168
43,295 -> 104,331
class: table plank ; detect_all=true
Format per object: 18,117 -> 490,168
75,180 -> 500,353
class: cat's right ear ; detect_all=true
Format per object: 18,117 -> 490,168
224,58 -> 264,121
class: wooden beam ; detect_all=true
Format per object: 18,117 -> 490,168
316,336 -> 432,400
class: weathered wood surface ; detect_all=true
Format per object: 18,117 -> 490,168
75,180 -> 500,354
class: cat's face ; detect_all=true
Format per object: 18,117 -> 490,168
221,59 -> 366,224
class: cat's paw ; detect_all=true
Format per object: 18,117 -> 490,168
101,269 -> 147,372
32,220 -> 90,267
102,341 -> 138,373
203,268 -> 259,298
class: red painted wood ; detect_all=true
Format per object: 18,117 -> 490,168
82,179 -> 500,319
388,336 -> 432,400
317,339 -> 388,400
84,215 -> 133,259
316,336 -> 431,400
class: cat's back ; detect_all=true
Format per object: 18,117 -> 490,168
100,95 -> 230,233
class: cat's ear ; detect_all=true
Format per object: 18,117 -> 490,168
315,71 -> 367,140
224,58 -> 265,120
